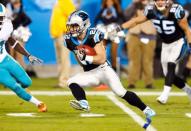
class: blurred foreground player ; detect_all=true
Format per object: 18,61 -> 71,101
64,10 -> 155,128
114,0 -> 191,104
0,3 -> 47,112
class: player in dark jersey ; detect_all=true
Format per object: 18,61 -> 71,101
64,10 -> 155,128
115,0 -> 191,104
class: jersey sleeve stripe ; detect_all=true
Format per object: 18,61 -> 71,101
63,38 -> 67,47
94,31 -> 100,43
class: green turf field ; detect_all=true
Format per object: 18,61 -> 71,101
0,78 -> 191,131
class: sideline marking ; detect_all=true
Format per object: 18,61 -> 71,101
1,90 -> 186,130
185,113 -> 191,118
6,113 -> 38,117
80,113 -> 105,118
0,91 -> 187,96
107,95 -> 157,131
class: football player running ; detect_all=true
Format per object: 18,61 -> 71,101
64,10 -> 155,128
0,3 -> 47,112
116,0 -> 191,104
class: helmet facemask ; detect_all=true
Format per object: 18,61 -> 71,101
0,4 -> 6,28
67,10 -> 91,37
154,0 -> 169,12
66,23 -> 81,37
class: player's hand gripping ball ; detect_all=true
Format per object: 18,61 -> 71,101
76,45 -> 96,61
76,45 -> 96,56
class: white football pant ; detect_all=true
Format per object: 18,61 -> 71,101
161,38 -> 187,76
67,62 -> 127,97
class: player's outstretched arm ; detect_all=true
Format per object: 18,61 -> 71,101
7,37 -> 30,57
7,37 -> 43,64
178,17 -> 191,45
121,15 -> 148,29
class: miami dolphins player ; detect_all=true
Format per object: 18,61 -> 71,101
0,3 -> 47,112
116,0 -> 191,104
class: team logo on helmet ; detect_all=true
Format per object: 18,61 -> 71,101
66,10 -> 91,37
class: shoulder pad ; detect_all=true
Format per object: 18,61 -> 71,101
89,28 -> 104,43
144,4 -> 155,19
63,34 -> 71,47
170,4 -> 185,20
63,34 -> 71,40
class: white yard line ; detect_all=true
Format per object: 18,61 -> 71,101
185,113 -> 191,118
1,90 -> 187,130
0,91 -> 187,96
107,95 -> 157,131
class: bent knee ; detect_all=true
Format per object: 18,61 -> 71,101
67,77 -> 81,87
22,78 -> 32,88
113,88 -> 127,97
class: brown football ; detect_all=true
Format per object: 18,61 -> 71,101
76,45 -> 96,56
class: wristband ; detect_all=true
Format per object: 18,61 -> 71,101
11,41 -> 19,48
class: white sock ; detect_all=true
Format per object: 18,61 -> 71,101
143,106 -> 150,114
160,85 -> 171,98
29,96 -> 41,106
182,84 -> 191,98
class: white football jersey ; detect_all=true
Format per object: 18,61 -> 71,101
0,18 -> 13,63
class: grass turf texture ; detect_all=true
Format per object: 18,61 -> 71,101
0,78 -> 191,131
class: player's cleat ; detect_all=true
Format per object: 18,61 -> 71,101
144,106 -> 156,119
143,118 -> 151,129
70,100 -> 90,112
156,95 -> 168,104
38,102 -> 47,112
182,85 -> 191,101
143,107 -> 156,129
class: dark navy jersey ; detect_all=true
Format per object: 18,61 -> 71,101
63,28 -> 104,71
144,3 -> 185,43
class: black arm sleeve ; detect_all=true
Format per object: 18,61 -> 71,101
21,12 -> 32,27
144,4 -> 155,19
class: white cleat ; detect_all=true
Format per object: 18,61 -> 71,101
143,107 -> 156,129
156,96 -> 168,104
183,85 -> 191,101
144,106 -> 156,119
70,100 -> 90,112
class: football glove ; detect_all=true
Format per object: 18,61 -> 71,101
28,55 -> 43,65
76,48 -> 86,61
12,26 -> 32,43
107,23 -> 122,36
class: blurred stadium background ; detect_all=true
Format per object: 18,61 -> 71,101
20,0 -> 191,78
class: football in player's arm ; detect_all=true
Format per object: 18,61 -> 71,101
116,0 -> 191,104
75,39 -> 106,65
64,10 -> 156,129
